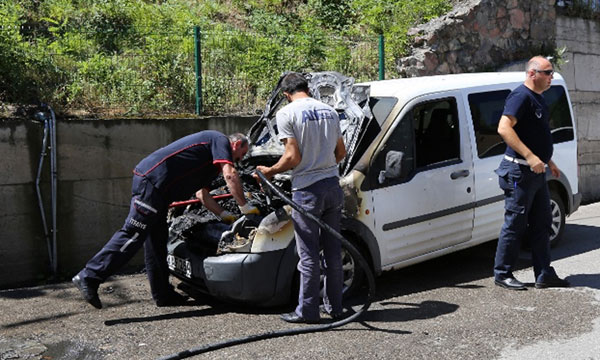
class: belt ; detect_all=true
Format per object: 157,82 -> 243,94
504,155 -> 529,166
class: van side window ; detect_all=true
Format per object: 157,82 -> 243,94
469,85 -> 574,159
370,98 -> 460,188
414,99 -> 460,168
468,90 -> 510,158
544,85 -> 575,143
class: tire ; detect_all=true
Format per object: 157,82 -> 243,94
319,238 -> 365,299
292,237 -> 367,303
549,190 -> 566,248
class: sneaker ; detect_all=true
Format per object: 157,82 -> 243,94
535,277 -> 570,289
72,274 -> 102,309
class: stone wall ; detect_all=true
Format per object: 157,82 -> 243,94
0,116 -> 256,288
398,0 -> 556,76
397,0 -> 599,203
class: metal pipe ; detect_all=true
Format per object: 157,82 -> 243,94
48,105 -> 58,276
34,117 -> 53,267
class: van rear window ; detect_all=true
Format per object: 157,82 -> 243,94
468,85 -> 574,159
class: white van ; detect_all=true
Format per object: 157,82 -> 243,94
167,71 -> 580,305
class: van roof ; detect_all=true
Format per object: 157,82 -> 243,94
360,72 -> 566,99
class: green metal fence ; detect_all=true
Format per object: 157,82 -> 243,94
1,25 -> 383,117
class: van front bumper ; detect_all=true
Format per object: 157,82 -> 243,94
169,240 -> 298,307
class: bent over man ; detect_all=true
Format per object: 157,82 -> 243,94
493,56 -> 569,290
256,72 -> 347,323
73,131 -> 258,308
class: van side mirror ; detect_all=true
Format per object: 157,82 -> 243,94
378,150 -> 404,184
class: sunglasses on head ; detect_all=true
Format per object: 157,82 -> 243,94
534,69 -> 554,76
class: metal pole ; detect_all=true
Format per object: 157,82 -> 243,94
194,26 -> 202,115
49,105 -> 58,276
378,34 -> 385,80
35,118 -> 53,268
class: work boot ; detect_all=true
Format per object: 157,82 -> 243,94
72,273 -> 102,309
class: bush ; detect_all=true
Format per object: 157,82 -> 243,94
0,0 -> 453,116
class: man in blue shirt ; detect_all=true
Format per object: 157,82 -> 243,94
72,131 -> 259,308
493,56 -> 569,290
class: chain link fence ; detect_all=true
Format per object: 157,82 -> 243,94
1,25 -> 382,117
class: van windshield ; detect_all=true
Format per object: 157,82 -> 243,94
341,96 -> 396,174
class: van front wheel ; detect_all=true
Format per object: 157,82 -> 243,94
549,190 -> 566,247
318,238 -> 365,299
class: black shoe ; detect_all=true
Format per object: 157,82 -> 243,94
319,305 -> 344,320
156,291 -> 189,307
280,312 -> 319,324
72,274 -> 102,309
494,277 -> 527,290
535,277 -> 570,289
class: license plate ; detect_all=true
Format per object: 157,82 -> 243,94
167,254 -> 192,278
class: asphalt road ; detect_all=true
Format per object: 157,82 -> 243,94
1,202 -> 599,360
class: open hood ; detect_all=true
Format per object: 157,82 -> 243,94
246,71 -> 373,176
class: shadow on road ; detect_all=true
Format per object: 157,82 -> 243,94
552,224 -> 600,261
366,300 -> 459,322
104,306 -> 225,326
365,222 -> 600,302
565,273 -> 600,290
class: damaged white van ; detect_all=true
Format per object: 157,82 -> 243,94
167,71 -> 581,306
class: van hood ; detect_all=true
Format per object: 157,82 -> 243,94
246,71 -> 372,176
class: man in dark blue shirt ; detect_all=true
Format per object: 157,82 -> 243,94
72,131 -> 259,308
493,56 -> 569,290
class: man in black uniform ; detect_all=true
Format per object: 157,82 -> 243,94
72,131 -> 259,308
493,56 -> 569,290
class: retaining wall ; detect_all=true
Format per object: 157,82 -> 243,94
0,116 -> 256,288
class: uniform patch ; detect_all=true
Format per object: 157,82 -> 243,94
128,218 -> 147,230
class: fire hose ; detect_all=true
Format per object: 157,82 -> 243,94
157,170 -> 376,360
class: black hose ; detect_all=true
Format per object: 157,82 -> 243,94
157,171 -> 376,360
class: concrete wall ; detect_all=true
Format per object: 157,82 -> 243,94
0,116 -> 256,288
555,16 -> 600,203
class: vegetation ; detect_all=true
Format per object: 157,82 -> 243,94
0,0 -> 452,116
558,0 -> 600,20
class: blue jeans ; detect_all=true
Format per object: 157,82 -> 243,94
291,177 -> 344,320
494,160 -> 557,283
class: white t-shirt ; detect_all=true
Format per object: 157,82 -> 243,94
276,97 -> 342,190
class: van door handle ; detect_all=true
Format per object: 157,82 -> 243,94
450,169 -> 470,180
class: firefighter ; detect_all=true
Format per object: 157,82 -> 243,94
72,131 -> 259,308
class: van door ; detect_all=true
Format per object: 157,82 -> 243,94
366,92 -> 475,267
